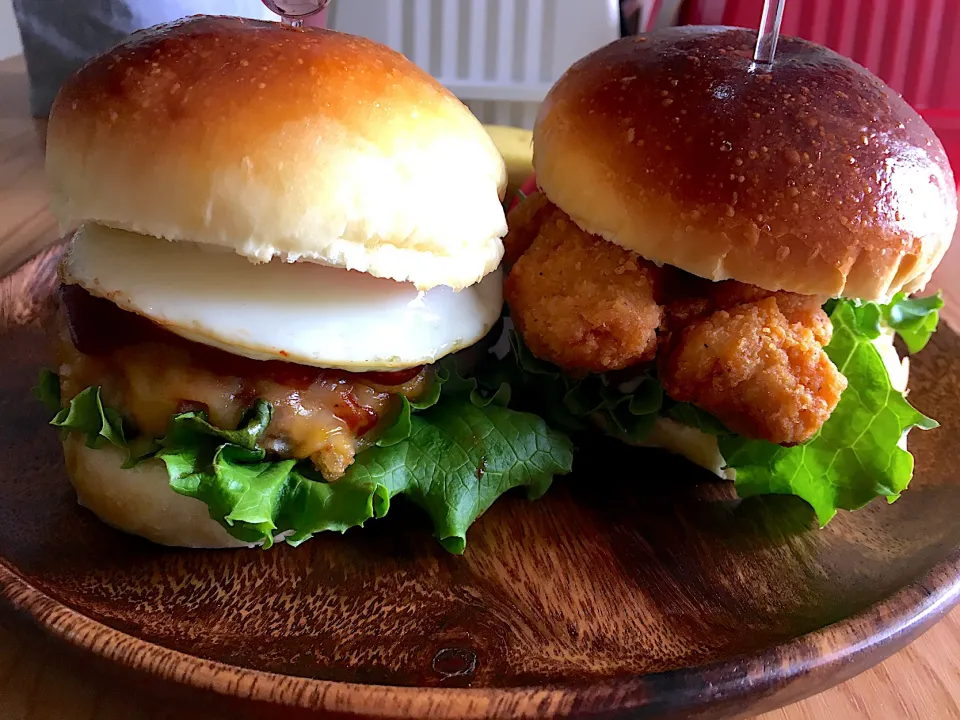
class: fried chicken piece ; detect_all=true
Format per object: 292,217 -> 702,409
664,279 -> 833,346
659,288 -> 846,445
504,204 -> 665,374
502,190 -> 558,266
505,192 -> 844,443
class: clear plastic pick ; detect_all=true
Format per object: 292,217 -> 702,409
751,0 -> 786,71
261,0 -> 330,27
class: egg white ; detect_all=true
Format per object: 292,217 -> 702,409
62,224 -> 504,372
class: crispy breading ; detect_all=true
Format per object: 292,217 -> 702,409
504,205 -> 664,374
665,279 -> 833,346
502,190 -> 557,266
504,195 -> 847,444
659,292 -> 845,444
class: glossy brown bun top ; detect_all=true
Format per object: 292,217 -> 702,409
46,16 -> 507,291
534,26 -> 956,300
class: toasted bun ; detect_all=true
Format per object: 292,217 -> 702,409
641,418 -> 733,480
46,16 -> 507,291
534,27 -> 957,301
63,436 -> 252,549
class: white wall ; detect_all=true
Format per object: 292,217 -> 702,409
0,0 -> 22,60
328,0 -> 620,129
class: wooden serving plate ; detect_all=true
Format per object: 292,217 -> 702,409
1,244 -> 959,720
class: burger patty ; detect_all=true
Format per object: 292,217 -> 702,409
503,193 -> 847,445
56,285 -> 429,480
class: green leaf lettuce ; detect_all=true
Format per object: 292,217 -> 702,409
506,294 -> 940,525
508,332 -> 664,442
882,291 -> 943,353
720,299 -> 937,524
42,363 -> 573,553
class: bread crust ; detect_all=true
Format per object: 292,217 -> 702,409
535,27 -> 956,301
47,16 -> 508,290
63,436 -> 253,549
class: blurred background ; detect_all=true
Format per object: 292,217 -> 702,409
2,0 -> 958,174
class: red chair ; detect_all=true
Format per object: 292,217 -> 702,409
679,0 -> 960,182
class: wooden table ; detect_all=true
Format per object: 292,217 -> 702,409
2,53 -> 960,720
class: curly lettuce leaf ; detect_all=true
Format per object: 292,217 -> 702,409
341,395 -> 572,553
156,423 -> 384,549
663,401 -> 728,435
45,382 -> 160,467
822,291 -> 943,354
34,368 -> 62,414
721,299 -> 937,524
882,291 -> 943,353
157,387 -> 572,551
41,363 -> 573,552
508,331 -> 663,442
49,385 -> 126,449
165,399 -> 273,451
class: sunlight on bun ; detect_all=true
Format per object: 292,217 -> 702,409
46,16 -> 507,290
535,27 -> 956,301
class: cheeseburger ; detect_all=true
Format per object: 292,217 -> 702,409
505,27 -> 956,522
40,16 -> 571,552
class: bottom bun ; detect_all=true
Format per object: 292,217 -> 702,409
639,417 -> 735,480
62,436 -> 253,549
591,412 -> 733,479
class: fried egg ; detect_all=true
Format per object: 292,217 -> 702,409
62,224 -> 503,372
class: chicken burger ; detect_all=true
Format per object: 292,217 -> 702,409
504,27 -> 955,523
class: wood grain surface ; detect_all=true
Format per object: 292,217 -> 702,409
2,53 -> 960,720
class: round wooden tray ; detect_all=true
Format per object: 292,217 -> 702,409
1,245 -> 959,720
